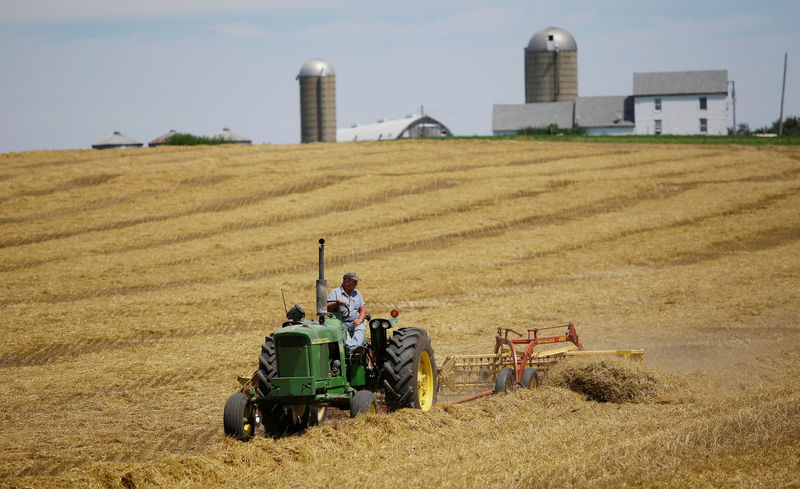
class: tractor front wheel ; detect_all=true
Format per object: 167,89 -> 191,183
350,390 -> 378,418
223,393 -> 256,441
382,327 -> 437,412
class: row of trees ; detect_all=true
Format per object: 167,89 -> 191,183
733,116 -> 799,136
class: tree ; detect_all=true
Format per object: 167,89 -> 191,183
755,116 -> 800,136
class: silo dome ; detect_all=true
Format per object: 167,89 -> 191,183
524,26 -> 578,103
297,58 -> 337,143
526,26 -> 577,52
298,58 -> 335,78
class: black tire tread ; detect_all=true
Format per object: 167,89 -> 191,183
382,327 -> 437,412
223,393 -> 252,441
256,335 -> 277,397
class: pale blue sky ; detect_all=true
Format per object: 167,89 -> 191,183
1,1 -> 797,152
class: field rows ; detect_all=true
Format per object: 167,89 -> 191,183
1,140 -> 799,487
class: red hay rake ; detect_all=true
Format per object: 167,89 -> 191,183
436,323 -> 643,403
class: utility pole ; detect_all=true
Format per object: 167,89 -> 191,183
779,53 -> 788,137
729,80 -> 736,134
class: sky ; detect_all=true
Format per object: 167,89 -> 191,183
0,0 -> 797,153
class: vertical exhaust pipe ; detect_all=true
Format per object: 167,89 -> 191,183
316,238 -> 327,323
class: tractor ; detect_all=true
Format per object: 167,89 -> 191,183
223,239 -> 437,441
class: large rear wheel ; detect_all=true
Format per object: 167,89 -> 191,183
382,327 -> 437,412
255,335 -> 277,397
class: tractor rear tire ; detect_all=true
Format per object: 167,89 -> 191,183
495,367 -> 515,394
520,367 -> 539,390
256,335 -> 277,397
223,393 -> 255,441
350,390 -> 378,418
382,327 -> 437,412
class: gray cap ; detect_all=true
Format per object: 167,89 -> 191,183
343,272 -> 360,281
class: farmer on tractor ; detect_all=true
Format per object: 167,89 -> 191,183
327,271 -> 366,351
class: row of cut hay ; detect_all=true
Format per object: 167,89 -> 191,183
6,368 -> 799,489
547,356 -> 686,403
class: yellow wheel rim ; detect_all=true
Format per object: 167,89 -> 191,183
291,404 -> 307,420
417,351 -> 434,412
317,406 -> 327,423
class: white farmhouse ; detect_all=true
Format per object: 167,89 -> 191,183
492,69 -> 731,137
633,70 -> 728,135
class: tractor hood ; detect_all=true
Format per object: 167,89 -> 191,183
273,319 -> 343,344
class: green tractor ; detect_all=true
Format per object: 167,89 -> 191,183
223,239 -> 438,441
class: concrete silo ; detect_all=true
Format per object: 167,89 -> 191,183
297,59 -> 336,143
525,27 -> 578,103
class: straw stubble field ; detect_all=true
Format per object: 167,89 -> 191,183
1,139 -> 798,488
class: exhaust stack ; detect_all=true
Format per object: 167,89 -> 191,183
316,238 -> 327,322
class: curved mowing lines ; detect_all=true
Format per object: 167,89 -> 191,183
0,173 -> 120,205
0,175 -> 349,249
0,174 -> 237,227
507,148 -> 639,167
0,178 -> 463,272
490,186 -> 800,272
0,320 -> 262,368
0,182 -> 698,306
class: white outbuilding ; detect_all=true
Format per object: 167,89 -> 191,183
211,128 -> 252,145
91,131 -> 143,150
337,114 -> 452,142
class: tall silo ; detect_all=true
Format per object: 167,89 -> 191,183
524,27 -> 578,103
297,58 -> 336,143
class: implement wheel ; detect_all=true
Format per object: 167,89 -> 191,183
494,367 -> 515,394
520,367 -> 539,390
223,393 -> 256,441
350,390 -> 378,418
382,327 -> 438,412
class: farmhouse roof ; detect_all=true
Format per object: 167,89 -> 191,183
575,96 -> 634,128
211,127 -> 252,145
337,114 -> 452,142
91,131 -> 143,150
492,102 -> 574,132
633,70 -> 728,96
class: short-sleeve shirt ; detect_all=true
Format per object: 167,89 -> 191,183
327,286 -> 365,324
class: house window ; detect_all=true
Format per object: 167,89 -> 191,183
655,119 -> 662,135
654,98 -> 662,112
699,97 -> 707,110
700,118 -> 708,133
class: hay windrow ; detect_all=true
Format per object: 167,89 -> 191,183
548,356 -> 686,403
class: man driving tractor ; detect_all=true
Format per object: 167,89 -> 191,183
327,271 -> 366,350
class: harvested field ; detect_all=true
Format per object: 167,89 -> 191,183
1,139 -> 799,488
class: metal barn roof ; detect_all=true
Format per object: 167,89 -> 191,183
492,102 -> 574,132
91,131 -> 143,150
633,70 -> 728,96
575,96 -> 634,128
337,114 -> 452,142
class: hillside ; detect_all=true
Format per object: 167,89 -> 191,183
1,140 -> 798,488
